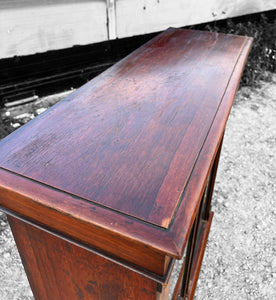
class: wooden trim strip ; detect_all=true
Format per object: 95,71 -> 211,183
170,36 -> 253,257
0,205 -> 174,284
186,212 -> 214,299
171,212 -> 214,299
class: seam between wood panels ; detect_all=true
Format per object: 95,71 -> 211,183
165,36 -> 248,231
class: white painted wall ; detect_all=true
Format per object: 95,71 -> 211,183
115,0 -> 275,38
0,0 -> 108,58
0,0 -> 275,59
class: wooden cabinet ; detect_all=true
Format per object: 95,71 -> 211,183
0,28 -> 252,299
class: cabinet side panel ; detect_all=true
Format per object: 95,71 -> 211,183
8,216 -> 158,300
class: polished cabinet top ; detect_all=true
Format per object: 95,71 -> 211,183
0,29 -> 252,266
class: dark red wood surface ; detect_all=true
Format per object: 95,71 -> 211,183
8,216 -> 159,300
0,28 -> 250,228
0,28 -> 252,276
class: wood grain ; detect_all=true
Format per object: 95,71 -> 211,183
0,28 -> 252,279
8,216 -> 158,300
172,213 -> 213,300
0,29 -> 250,229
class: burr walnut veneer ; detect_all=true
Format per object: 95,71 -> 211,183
0,28 -> 252,299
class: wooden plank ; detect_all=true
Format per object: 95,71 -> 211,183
0,29 -> 247,229
0,29 -> 252,277
186,213 -> 214,299
0,169 -> 171,277
0,0 -> 108,58
169,36 -> 253,257
8,216 -> 158,300
115,0 -> 275,38
172,213 -> 214,299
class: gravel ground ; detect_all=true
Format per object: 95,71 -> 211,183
195,74 -> 276,300
0,74 -> 275,299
